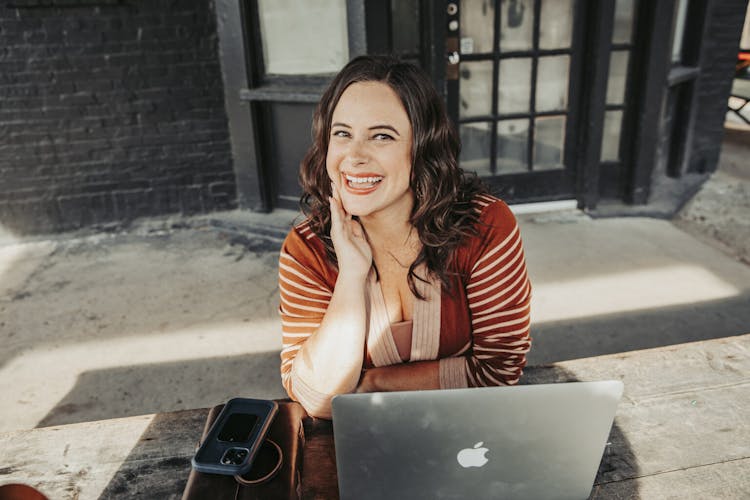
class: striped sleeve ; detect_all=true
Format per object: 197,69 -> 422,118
462,196 -> 532,387
278,222 -> 335,417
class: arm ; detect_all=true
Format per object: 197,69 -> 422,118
442,198 -> 532,388
279,188 -> 373,417
356,360 -> 440,393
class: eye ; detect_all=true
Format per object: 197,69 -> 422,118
332,130 -> 350,138
373,133 -> 395,141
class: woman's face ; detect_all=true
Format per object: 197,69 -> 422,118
326,81 -> 414,222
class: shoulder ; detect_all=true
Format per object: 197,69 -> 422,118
470,194 -> 519,239
281,218 -> 328,257
453,195 -> 522,270
280,219 -> 332,273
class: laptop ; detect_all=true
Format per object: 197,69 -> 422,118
331,380 -> 623,500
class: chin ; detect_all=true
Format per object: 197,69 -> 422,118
341,203 -> 373,218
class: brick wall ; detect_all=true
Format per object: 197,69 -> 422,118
0,0 -> 235,234
687,0 -> 749,174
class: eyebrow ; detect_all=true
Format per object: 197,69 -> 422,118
331,122 -> 401,137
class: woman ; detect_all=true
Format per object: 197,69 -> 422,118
278,55 -> 531,418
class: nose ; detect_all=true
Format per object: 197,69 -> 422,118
344,138 -> 369,166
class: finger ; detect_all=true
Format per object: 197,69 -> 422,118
331,182 -> 350,219
349,219 -> 364,239
329,196 -> 342,228
331,182 -> 340,203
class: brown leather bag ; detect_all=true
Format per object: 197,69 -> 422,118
182,401 -> 307,500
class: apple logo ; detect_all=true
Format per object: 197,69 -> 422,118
456,441 -> 489,468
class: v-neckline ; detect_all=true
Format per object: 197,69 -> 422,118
365,266 -> 442,367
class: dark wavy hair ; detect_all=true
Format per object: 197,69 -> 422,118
299,55 -> 488,298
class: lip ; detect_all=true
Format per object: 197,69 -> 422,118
340,172 -> 383,195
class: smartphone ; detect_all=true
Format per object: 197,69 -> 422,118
191,398 -> 279,476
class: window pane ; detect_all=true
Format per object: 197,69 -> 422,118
460,122 -> 493,176
539,0 -> 573,50
499,0 -> 534,52
258,0 -> 348,75
460,61 -> 494,118
606,50 -> 630,105
391,0 -> 420,55
498,58 -> 532,114
670,0 -> 689,63
601,110 -> 623,161
536,55 -> 570,112
612,0 -> 636,44
461,0 -> 494,54
534,116 -> 565,170
497,119 -> 529,173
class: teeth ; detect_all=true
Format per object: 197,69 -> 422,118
345,174 -> 383,184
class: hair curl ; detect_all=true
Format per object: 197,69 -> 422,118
299,55 -> 488,298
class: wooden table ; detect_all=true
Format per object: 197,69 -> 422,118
1,335 -> 748,499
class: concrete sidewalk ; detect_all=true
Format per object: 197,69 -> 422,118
1,129 -> 748,433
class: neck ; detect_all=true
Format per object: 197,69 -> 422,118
360,215 -> 414,248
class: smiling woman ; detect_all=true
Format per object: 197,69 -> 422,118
278,56 -> 532,418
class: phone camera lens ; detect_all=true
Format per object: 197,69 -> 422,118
221,447 -> 249,465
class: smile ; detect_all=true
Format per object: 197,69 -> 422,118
342,173 -> 383,194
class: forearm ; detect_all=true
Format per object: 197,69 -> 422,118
357,360 -> 440,393
292,270 -> 369,396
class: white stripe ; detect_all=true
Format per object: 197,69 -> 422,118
474,194 -> 496,206
282,320 -> 321,329
281,344 -> 302,354
471,225 -> 519,273
471,305 -> 528,326
467,240 -> 523,289
474,347 -> 529,358
475,364 -> 506,385
279,257 -> 332,294
472,278 -> 528,315
473,322 -> 530,336
469,269 -> 527,309
280,295 -> 328,313
280,286 -> 331,305
455,340 -> 472,356
467,256 -> 524,300
469,272 -> 526,311
282,332 -> 313,339
278,272 -> 331,298
472,312 -> 530,332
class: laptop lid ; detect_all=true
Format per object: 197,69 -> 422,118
331,380 -> 623,500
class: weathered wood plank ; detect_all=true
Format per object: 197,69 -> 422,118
301,417 -> 338,500
526,335 -> 750,486
0,336 -> 747,499
592,457 -> 750,499
0,410 -> 207,500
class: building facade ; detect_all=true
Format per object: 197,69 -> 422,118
1,0 -> 747,234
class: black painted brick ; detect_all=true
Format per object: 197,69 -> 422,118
1,0 -> 236,235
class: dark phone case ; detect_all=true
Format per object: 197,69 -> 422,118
191,398 -> 279,476
182,401 -> 307,500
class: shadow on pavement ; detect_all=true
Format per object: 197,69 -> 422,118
36,352 -> 286,428
528,291 -> 750,365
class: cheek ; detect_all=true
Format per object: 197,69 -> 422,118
325,147 -> 340,176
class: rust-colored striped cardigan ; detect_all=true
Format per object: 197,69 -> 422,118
278,195 -> 532,417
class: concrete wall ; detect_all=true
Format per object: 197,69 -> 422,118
0,0 -> 235,234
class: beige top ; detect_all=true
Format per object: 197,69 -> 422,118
390,320 -> 413,362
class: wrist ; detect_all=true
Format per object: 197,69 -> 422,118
357,368 -> 380,393
336,266 -> 371,284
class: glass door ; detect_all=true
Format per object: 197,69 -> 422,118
447,0 -> 583,202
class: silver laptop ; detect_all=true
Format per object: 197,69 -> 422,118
331,380 -> 623,500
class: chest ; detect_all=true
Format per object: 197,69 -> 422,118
373,256 -> 415,323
